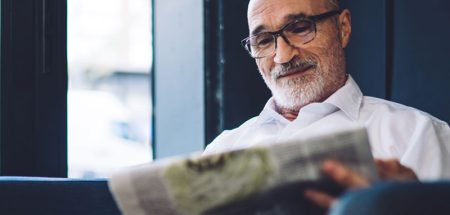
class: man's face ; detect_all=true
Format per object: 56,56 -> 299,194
247,0 -> 350,112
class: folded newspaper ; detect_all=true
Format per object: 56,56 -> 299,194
109,128 -> 378,215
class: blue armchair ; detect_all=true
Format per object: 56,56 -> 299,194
0,177 -> 120,215
2,177 -> 450,215
330,181 -> 450,215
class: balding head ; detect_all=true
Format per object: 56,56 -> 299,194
248,0 -> 339,16
328,0 -> 340,10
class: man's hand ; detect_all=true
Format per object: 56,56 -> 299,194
304,159 -> 418,209
375,159 -> 418,180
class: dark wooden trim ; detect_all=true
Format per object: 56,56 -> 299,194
203,0 -> 271,147
0,0 -> 67,177
384,0 -> 394,100
150,0 -> 156,159
204,0 -> 225,145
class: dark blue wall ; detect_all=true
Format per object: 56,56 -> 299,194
342,0 -> 388,98
205,0 -> 450,144
345,0 -> 450,123
391,0 -> 450,123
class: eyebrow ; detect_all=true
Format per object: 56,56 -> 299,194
250,12 -> 308,36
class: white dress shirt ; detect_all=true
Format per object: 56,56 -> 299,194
204,76 -> 450,180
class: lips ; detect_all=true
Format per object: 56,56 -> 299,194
278,65 -> 314,79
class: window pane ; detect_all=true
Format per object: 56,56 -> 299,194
67,0 -> 152,178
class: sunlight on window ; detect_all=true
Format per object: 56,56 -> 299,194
67,0 -> 152,178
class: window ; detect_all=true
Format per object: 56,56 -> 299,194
67,0 -> 152,178
0,0 -> 204,177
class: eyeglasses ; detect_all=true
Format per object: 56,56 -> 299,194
241,10 -> 341,59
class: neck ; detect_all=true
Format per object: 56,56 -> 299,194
276,106 -> 300,121
275,74 -> 350,121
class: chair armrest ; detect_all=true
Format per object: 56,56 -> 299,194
0,177 -> 121,215
329,181 -> 450,215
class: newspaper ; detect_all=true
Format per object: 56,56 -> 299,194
109,127 -> 378,215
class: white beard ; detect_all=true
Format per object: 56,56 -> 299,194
266,71 -> 325,111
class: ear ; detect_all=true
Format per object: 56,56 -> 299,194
338,9 -> 352,48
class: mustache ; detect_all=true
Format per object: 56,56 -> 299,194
271,57 -> 318,79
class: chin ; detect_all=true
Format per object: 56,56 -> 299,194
271,77 -> 326,111
272,87 -> 324,111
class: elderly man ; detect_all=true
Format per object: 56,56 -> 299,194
204,0 -> 450,209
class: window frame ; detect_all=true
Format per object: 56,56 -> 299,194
0,0 -> 68,177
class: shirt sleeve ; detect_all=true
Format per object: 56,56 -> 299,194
203,130 -> 234,156
400,117 -> 450,180
203,117 -> 259,156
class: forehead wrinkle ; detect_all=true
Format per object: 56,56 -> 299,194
250,12 -> 309,36
285,13 -> 309,21
247,1 -> 277,35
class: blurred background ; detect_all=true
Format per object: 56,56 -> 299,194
67,0 -> 152,178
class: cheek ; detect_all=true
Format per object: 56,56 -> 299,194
256,59 -> 273,78
307,27 -> 341,59
315,47 -> 331,66
306,41 -> 341,70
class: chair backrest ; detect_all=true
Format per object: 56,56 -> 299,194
0,177 -> 121,215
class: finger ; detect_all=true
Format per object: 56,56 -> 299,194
375,159 -> 418,180
304,189 -> 336,208
375,159 -> 391,179
322,160 -> 370,188
397,164 -> 418,180
375,159 -> 394,179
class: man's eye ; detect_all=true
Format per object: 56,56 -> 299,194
286,21 -> 312,35
251,34 -> 274,46
256,37 -> 273,46
291,26 -> 309,34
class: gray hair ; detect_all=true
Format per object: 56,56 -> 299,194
328,0 -> 340,10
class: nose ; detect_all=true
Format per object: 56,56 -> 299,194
273,35 -> 298,64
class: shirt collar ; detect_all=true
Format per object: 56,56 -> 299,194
258,98 -> 290,124
323,75 -> 363,121
258,75 -> 363,123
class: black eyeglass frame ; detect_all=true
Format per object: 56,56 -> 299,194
241,10 -> 342,59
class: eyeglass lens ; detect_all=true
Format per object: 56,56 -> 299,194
247,20 -> 315,58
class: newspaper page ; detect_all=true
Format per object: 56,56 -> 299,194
109,127 -> 377,215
